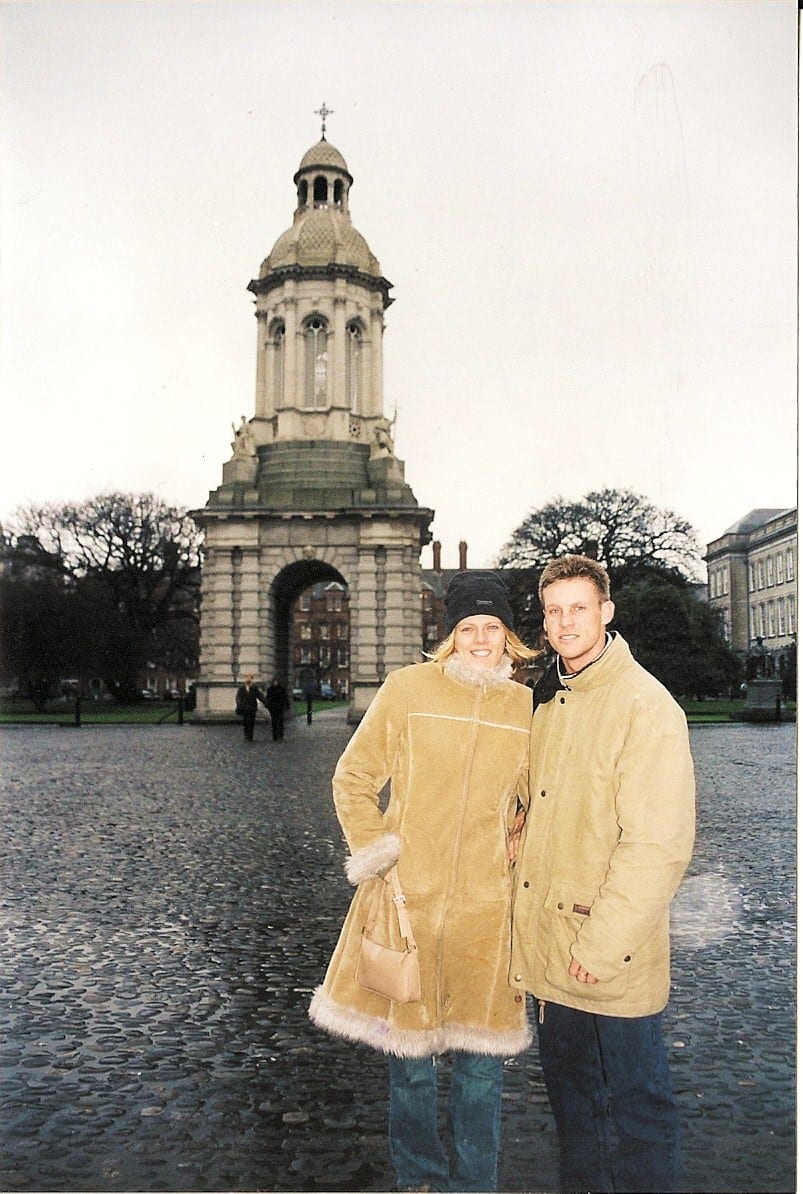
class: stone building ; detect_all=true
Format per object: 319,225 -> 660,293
192,126 -> 433,722
705,508 -> 796,679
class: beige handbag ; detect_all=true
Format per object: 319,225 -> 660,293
355,866 -> 421,1003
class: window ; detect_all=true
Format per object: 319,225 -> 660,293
320,624 -> 329,640
313,175 -> 327,204
272,323 -> 285,408
333,179 -> 344,205
722,568 -> 729,595
778,600 -> 786,635
786,549 -> 795,582
297,179 -> 308,207
338,646 -> 349,667
777,553 -> 785,585
337,623 -> 348,640
756,561 -> 765,589
758,603 -> 766,636
300,624 -> 312,641
304,317 -> 328,407
319,645 -> 330,666
749,564 -> 755,592
346,322 -> 362,413
789,595 -> 796,634
767,602 -> 776,637
767,556 -> 775,586
749,605 -> 756,639
300,646 -> 314,665
300,593 -> 311,611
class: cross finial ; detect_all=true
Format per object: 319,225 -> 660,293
314,102 -> 333,139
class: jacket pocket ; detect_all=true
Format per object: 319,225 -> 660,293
542,882 -> 631,1003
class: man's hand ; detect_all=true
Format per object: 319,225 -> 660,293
569,957 -> 598,984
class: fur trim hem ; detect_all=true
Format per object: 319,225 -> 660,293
345,833 -> 402,885
308,987 -> 533,1059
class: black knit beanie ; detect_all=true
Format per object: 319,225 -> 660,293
444,571 -> 514,634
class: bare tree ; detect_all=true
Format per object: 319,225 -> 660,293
497,487 -> 703,579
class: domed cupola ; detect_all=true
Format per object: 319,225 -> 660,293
257,138 -> 382,279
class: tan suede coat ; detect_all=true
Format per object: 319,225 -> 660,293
510,633 -> 696,1017
309,659 -> 533,1058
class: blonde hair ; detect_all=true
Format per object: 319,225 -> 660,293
428,626 -> 537,666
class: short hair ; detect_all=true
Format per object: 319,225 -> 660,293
539,554 -> 611,604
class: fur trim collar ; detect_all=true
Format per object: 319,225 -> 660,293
443,655 -> 514,688
309,987 -> 532,1058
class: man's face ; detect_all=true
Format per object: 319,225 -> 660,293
542,577 -> 614,673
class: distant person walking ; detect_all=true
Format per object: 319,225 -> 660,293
235,675 -> 265,742
265,677 -> 290,741
300,673 -> 316,725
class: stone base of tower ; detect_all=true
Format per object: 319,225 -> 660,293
192,460 -> 433,724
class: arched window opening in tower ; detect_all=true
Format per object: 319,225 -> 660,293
346,321 -> 362,413
297,179 -> 308,207
304,317 -> 329,408
313,175 -> 327,205
333,179 -> 344,206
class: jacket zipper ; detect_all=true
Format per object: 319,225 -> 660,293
435,685 -> 483,1011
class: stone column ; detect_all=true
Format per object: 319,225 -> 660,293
285,292 -> 298,408
370,306 -> 384,417
254,309 -> 268,417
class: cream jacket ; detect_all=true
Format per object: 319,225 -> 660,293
309,659 -> 532,1057
511,633 -> 696,1017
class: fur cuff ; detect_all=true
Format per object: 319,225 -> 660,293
345,833 -> 401,885
309,987 -> 533,1059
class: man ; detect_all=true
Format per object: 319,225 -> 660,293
235,674 -> 265,742
511,554 -> 695,1193
264,676 -> 290,741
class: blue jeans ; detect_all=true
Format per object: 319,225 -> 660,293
537,1003 -> 680,1193
388,1052 -> 503,1191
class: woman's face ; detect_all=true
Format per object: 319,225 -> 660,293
453,615 -> 507,670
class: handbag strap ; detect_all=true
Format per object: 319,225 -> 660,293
363,865 -> 417,950
388,865 -> 417,950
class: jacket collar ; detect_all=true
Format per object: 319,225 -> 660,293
559,631 -> 632,692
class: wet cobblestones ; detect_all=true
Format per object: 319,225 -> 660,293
0,717 -> 795,1192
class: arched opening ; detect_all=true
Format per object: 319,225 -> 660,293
297,179 -> 308,207
271,558 -> 350,706
313,175 -> 328,204
333,178 -> 344,206
303,315 -> 328,407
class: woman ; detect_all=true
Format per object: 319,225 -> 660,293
309,571 -> 536,1192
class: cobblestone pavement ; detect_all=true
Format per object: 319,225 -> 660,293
0,715 -> 795,1193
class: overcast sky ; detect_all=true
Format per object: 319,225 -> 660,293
1,0 -> 797,572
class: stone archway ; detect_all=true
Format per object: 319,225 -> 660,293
271,557 -> 348,697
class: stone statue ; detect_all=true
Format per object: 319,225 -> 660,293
371,414 -> 396,459
231,415 -> 256,459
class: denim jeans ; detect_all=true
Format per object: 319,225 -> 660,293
388,1052 -> 504,1191
537,1002 -> 680,1193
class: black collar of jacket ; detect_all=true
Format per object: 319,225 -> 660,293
531,662 -> 565,710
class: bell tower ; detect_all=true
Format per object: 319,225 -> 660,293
193,113 -> 434,722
